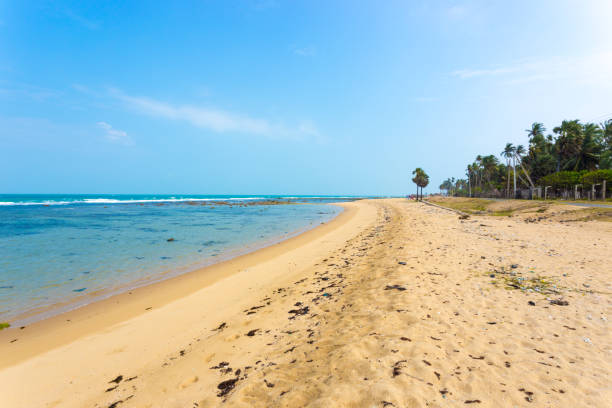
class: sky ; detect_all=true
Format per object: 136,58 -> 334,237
1,0 -> 612,195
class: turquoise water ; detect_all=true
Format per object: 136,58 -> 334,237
0,195 -> 351,324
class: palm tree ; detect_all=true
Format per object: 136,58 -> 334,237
475,155 -> 483,189
439,178 -> 453,195
412,168 -> 424,200
526,123 -> 546,142
601,119 -> 612,147
571,123 -> 602,171
466,165 -> 473,197
412,168 -> 429,200
524,125 -> 556,182
439,117 -> 611,200
554,120 -> 583,170
420,170 -> 430,198
514,144 -> 535,189
455,178 -> 467,195
600,119 -> 612,169
481,155 -> 499,191
501,143 -> 515,197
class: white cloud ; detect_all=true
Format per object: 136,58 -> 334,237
110,89 -> 320,140
97,121 -> 133,145
451,51 -> 612,86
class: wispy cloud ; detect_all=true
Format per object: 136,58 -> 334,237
291,45 -> 316,57
71,83 -> 91,93
452,51 -> 612,86
63,9 -> 100,30
0,81 -> 59,101
97,121 -> 133,145
413,96 -> 438,103
445,4 -> 468,19
109,89 -> 320,140
452,66 -> 519,79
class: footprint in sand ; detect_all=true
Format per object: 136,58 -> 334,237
179,376 -> 199,389
225,333 -> 241,341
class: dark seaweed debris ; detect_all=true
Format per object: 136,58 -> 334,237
213,322 -> 227,331
385,285 -> 406,291
109,375 -> 123,384
288,306 -> 309,318
217,378 -> 239,397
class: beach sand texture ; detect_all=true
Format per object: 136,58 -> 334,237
0,199 -> 610,407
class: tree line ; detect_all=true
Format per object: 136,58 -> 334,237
440,119 -> 612,198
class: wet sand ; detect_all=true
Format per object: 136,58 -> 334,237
1,199 -> 610,407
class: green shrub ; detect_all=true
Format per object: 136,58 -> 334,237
581,169 -> 612,185
540,171 -> 584,188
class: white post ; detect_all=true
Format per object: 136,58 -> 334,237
575,185 -> 579,200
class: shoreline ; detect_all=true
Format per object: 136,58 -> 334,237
2,198 -> 608,407
4,205 -> 343,328
0,201 -> 360,369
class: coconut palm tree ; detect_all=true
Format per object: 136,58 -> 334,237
570,123 -> 603,171
481,155 -> 499,191
600,119 -> 612,169
524,125 -> 556,182
501,143 -> 515,197
526,123 -> 546,141
439,117 -> 612,199
466,165 -> 473,197
514,144 -> 535,189
554,120 -> 583,170
439,178 -> 451,195
474,155 -> 483,189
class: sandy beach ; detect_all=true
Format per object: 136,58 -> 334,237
1,198 -> 610,407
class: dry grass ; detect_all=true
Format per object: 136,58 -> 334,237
427,197 -> 612,222
426,197 -> 494,214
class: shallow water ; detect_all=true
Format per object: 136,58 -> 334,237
0,195 -> 347,323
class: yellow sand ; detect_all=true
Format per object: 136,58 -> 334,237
0,199 -> 610,407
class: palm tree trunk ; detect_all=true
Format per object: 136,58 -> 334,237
512,158 -> 517,198
468,173 -> 472,197
468,175 -> 471,197
506,161 -> 510,198
515,155 -> 535,188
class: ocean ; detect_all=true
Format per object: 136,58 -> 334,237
0,195 -> 357,325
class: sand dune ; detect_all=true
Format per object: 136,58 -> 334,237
1,199 -> 610,407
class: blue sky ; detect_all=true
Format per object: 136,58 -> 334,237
1,0 -> 612,195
